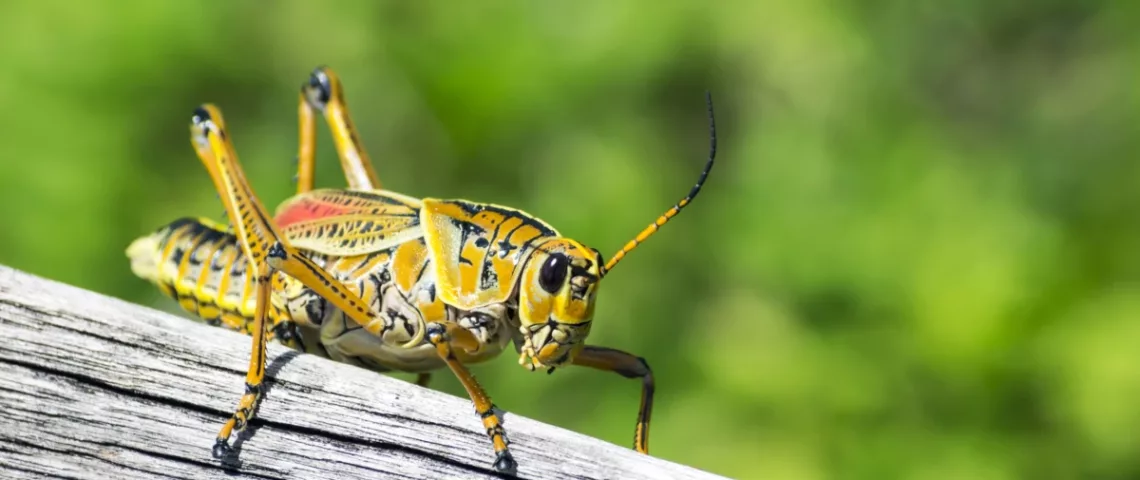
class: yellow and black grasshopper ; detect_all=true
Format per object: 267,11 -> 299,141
126,66 -> 717,472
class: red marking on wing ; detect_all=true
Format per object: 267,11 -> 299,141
274,198 -> 352,228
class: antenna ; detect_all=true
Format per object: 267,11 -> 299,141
601,92 -> 718,277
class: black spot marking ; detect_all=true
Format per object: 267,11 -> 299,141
170,247 -> 186,265
479,262 -> 499,290
497,239 -> 517,259
304,296 -> 326,325
267,242 -> 287,259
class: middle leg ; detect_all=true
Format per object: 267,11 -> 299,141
426,322 -> 516,473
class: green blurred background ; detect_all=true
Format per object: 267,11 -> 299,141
2,1 -> 1139,479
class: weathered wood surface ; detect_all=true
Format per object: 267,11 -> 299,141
0,265 -> 728,480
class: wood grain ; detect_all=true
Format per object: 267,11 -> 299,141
0,265 -> 729,480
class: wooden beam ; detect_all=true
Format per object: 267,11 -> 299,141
0,265 -> 728,479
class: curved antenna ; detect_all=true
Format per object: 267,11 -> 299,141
600,91 -> 718,277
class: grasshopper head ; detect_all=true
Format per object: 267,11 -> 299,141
515,91 -> 718,374
515,238 -> 603,371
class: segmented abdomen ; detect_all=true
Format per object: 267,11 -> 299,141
126,217 -> 291,337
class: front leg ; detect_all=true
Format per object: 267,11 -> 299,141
571,345 -> 655,454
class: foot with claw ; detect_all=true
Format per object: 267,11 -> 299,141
211,440 -> 230,459
494,451 -> 518,473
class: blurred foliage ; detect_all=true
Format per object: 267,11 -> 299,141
2,1 -> 1140,479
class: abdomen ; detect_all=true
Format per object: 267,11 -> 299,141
127,218 -> 513,372
126,217 -> 292,338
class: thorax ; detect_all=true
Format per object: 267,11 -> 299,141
272,237 -> 519,373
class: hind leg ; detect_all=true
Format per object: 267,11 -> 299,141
295,66 -> 382,193
189,104 -> 420,458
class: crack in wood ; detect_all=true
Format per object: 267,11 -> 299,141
0,299 -> 243,378
4,437 -> 228,480
0,463 -> 82,480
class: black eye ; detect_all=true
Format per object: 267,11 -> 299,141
538,253 -> 569,294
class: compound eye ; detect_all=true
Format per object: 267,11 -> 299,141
538,253 -> 569,294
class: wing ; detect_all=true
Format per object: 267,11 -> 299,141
421,198 -> 560,309
273,189 -> 425,256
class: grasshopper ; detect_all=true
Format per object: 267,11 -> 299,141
126,66 -> 717,472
